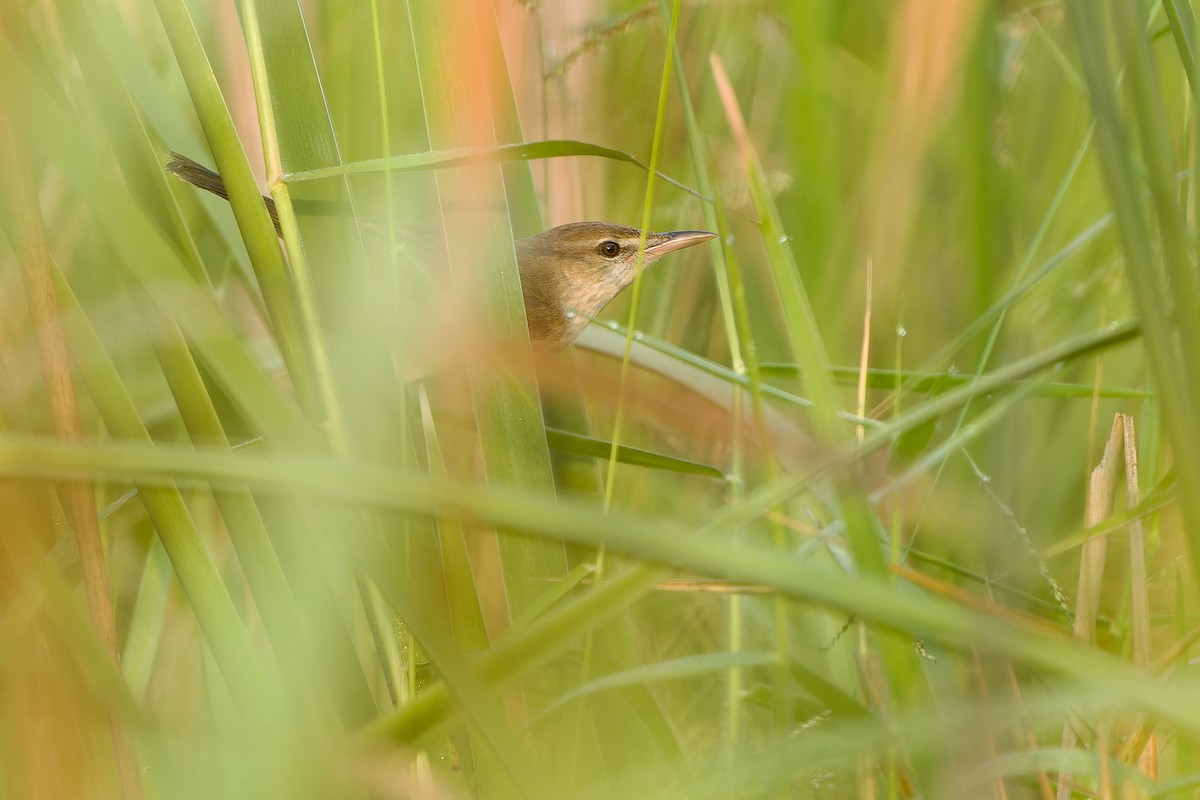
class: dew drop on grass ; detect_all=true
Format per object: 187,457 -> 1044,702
778,234 -> 793,244
725,234 -> 735,246
896,325 -> 907,338
565,310 -> 576,319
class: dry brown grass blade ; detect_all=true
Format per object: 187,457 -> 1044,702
892,563 -> 1066,638
1074,415 -> 1126,644
0,111 -> 143,800
1058,413 -> 1155,797
1121,417 -> 1158,780
856,258 -> 873,444
1057,414 -> 1118,799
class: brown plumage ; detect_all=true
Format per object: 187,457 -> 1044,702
166,153 -> 715,349
515,222 -> 715,349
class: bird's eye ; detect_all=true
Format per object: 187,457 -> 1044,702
598,240 -> 621,258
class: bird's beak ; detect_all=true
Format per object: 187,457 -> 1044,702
646,229 -> 718,257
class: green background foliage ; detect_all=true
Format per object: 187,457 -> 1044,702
0,0 -> 1196,797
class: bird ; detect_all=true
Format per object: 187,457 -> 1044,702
165,153 -> 715,350
166,154 -> 823,473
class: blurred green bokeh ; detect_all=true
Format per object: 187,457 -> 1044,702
0,0 -> 1196,798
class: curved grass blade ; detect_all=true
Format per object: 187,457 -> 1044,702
546,428 -> 725,480
52,271 -> 271,708
152,0 -> 315,408
535,652 -> 776,719
287,139 -> 714,207
5,433 -> 1200,738
0,38 -> 321,452
762,364 -> 1151,399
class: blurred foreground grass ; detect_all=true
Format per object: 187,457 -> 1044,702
1,0 -> 1199,797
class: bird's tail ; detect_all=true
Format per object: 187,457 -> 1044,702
165,152 -> 282,236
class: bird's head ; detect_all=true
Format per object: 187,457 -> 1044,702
516,221 -> 716,349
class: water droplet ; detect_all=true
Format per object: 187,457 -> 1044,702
724,234 -> 735,247
896,325 -> 907,338
633,332 -> 644,341
565,310 -> 576,319
948,364 -> 957,376
778,234 -> 793,244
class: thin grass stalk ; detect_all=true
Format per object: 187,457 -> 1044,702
241,0 -> 409,465
707,55 -> 894,604
488,3 -> 646,786
366,0 -> 412,578
0,39 -> 320,448
873,208 -> 1117,417
601,0 -> 683,510
1111,1 -> 1200,428
128,290 -> 338,721
711,180 -> 770,745
872,377 -> 1047,504
57,0 -> 211,291
120,536 -> 172,702
583,317 -> 1138,552
286,141 -> 720,215
368,0 -> 400,299
342,510 -> 542,792
68,0 -> 384,729
709,49 -> 939,740
491,7 -> 662,776
656,0 -> 737,360
559,19 -> 692,755
1059,414 -> 1123,797
931,123 -> 1094,465
51,269 -> 272,708
0,113 -> 116,661
662,29 -> 778,744
418,390 -> 489,652
151,0 -> 316,413
236,0 -> 460,742
368,563 -> 661,744
1121,417 -> 1158,779
1069,0 -> 1200,587
1110,0 -> 1200,390
707,54 -> 843,438
404,0 -> 572,790
406,0 -> 565,620
781,364 -> 1151,400
1164,0 -> 1200,95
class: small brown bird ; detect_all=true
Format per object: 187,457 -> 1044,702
514,222 -> 714,348
166,153 -> 715,349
